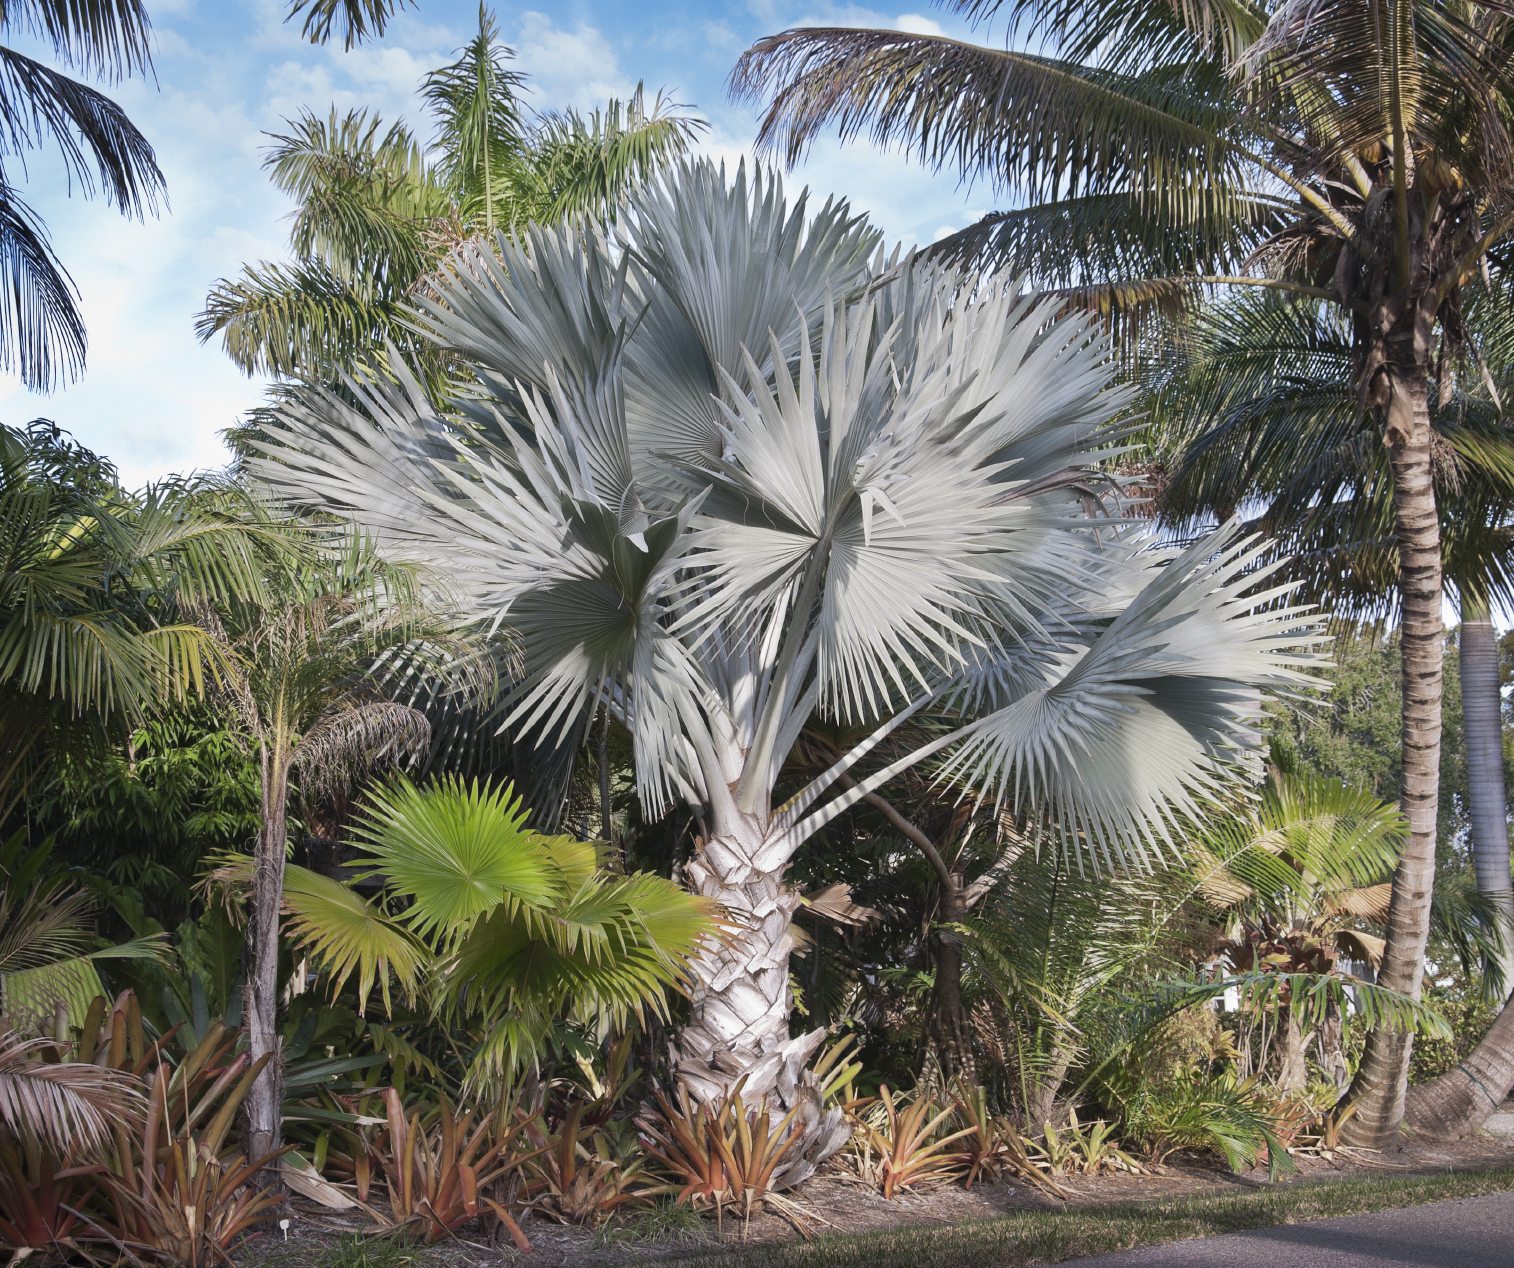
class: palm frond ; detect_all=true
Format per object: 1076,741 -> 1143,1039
285,0 -> 412,49
0,181 -> 83,389
0,43 -> 164,216
2,0 -> 153,81
0,1028 -> 144,1154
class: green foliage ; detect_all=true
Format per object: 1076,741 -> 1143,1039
1266,623 -> 1471,849
199,6 -> 702,388
34,708 -> 259,916
263,774 -> 716,1087
1406,983 -> 1499,1086
0,836 -> 167,1032
0,423 -> 285,820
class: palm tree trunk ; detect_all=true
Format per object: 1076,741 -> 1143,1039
1402,605 -> 1514,1137
1275,1010 -> 1307,1092
244,744 -> 290,1170
1403,991 -> 1514,1137
1344,368 -> 1443,1148
673,814 -> 848,1186
1461,600 -> 1513,969
931,876 -> 974,1085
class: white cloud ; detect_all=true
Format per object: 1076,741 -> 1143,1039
508,12 -> 629,111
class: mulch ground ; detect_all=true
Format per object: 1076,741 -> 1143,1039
244,1127 -> 1514,1266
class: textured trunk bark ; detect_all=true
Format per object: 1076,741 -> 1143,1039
1404,986 -> 1514,1137
244,747 -> 289,1172
1024,1044 -> 1074,1134
1319,998 -> 1349,1091
1404,613 -> 1514,1138
930,876 -> 974,1086
1274,1011 -> 1307,1093
1461,603 -> 1513,973
1345,370 -> 1443,1148
674,817 -> 848,1186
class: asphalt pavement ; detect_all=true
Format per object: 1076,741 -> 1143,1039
1056,1190 -> 1514,1266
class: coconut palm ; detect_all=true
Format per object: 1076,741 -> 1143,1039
198,6 -> 702,390
1146,288 -> 1514,1131
0,0 -> 164,389
194,532 -> 488,1165
733,0 -> 1514,1146
220,773 -> 715,1090
251,161 -> 1318,1172
1150,289 -> 1514,934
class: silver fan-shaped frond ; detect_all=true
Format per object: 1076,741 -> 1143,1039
255,158 -> 1320,856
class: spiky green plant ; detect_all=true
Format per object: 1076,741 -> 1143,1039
232,773 -> 715,1091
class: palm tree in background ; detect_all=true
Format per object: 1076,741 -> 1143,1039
198,6 -> 703,390
1150,289 -> 1514,1136
0,0 -> 164,389
733,0 -> 1514,1147
193,532 -> 488,1167
0,421 -> 284,821
252,160 -> 1317,1179
1151,288 -> 1514,927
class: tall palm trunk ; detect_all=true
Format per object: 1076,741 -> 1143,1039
1461,601 -> 1513,966
674,811 -> 847,1184
1403,600 -> 1513,1137
245,744 -> 290,1169
1345,368 -> 1443,1147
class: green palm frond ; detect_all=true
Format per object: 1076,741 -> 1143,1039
731,26 -> 1247,212
529,84 -> 706,222
196,258 -> 419,380
261,774 -> 715,1088
350,775 -> 565,941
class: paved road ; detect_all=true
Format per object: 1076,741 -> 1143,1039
1058,1190 -> 1514,1266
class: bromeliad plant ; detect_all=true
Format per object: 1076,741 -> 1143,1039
635,1083 -> 808,1223
256,159 -> 1319,1175
848,1086 -> 975,1198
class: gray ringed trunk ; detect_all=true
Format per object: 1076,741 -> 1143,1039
1344,370 -> 1443,1148
674,821 -> 849,1187
1460,604 -> 1514,975
1404,609 -> 1514,1138
244,750 -> 289,1174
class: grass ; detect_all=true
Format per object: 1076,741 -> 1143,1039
593,1198 -> 713,1249
656,1165 -> 1514,1268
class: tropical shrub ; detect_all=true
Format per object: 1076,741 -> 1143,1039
253,773 -> 715,1088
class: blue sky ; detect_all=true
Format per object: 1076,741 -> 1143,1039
0,1 -> 993,486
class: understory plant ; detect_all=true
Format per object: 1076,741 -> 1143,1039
0,996 -> 284,1264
